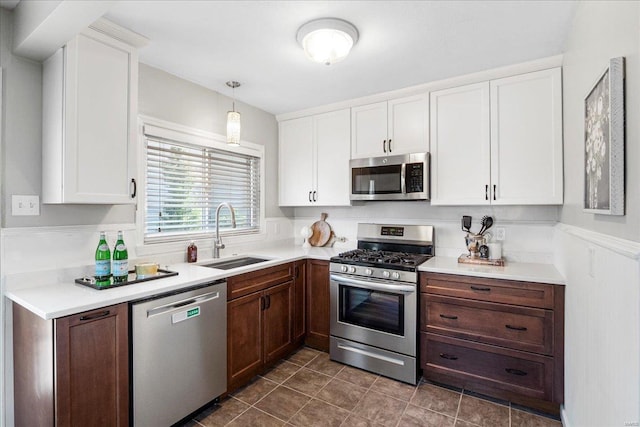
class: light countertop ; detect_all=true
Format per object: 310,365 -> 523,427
419,256 -> 565,285
5,244 -> 344,320
6,246 -> 565,320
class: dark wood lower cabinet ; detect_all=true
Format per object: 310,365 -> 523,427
293,260 -> 306,344
227,291 -> 264,389
227,263 -> 299,393
305,259 -> 330,351
13,302 -> 129,427
420,272 -> 564,415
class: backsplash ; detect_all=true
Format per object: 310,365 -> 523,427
0,217 -> 294,291
293,203 -> 559,263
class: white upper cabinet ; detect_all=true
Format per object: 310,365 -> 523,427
430,68 -> 563,205
42,27 -> 139,204
351,94 -> 429,159
279,109 -> 351,206
490,68 -> 563,205
430,82 -> 491,205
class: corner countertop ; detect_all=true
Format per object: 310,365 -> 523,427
418,256 -> 565,285
5,244 -> 345,320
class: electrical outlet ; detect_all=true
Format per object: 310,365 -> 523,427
12,195 -> 40,216
494,227 -> 506,241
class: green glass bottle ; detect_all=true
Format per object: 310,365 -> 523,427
112,230 -> 129,283
95,231 -> 111,286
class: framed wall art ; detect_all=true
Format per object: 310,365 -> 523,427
584,56 -> 625,215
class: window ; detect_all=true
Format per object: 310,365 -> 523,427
143,125 -> 261,243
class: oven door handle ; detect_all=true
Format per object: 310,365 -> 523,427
330,274 -> 416,293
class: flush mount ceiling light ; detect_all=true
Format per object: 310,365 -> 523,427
296,18 -> 359,66
226,81 -> 241,146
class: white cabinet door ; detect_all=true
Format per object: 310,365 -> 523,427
279,117 -> 314,206
490,68 -> 563,205
387,94 -> 429,155
315,109 -> 351,206
430,82 -> 491,205
351,102 -> 388,159
42,29 -> 137,204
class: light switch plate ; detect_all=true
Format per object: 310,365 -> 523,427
12,195 -> 40,216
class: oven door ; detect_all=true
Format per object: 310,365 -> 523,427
330,273 -> 416,356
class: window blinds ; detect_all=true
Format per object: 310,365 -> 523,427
145,135 -> 260,242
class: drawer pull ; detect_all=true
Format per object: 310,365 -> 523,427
439,314 -> 458,320
505,368 -> 528,376
470,286 -> 491,292
79,310 -> 110,321
439,353 -> 458,360
505,324 -> 528,331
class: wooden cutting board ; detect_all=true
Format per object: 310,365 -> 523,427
308,213 -> 332,247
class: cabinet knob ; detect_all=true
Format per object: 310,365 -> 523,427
383,140 -> 387,153
312,191 -> 317,202
80,310 -> 110,321
505,324 -> 527,331
309,191 -> 312,202
493,184 -> 497,201
485,184 -> 489,201
439,314 -> 458,320
388,139 -> 392,153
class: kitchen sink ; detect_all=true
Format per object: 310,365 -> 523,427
202,256 -> 271,270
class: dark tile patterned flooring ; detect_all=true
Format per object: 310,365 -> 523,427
182,347 -> 562,427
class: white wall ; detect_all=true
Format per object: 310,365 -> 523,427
560,0 -> 640,243
554,225 -> 640,427
557,2 -> 640,426
138,63 -> 288,219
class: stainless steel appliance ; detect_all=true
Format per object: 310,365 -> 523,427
350,152 -> 429,201
132,281 -> 227,426
330,223 -> 434,384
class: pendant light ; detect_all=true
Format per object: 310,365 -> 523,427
226,81 -> 241,146
297,18 -> 359,66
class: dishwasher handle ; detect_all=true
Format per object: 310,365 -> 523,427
146,290 -> 221,318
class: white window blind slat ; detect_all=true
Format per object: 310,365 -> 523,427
145,136 -> 260,242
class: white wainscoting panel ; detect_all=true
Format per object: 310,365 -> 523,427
554,223 -> 640,427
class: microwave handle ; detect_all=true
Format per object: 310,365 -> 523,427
400,163 -> 406,194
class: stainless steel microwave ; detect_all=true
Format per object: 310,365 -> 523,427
350,152 -> 430,201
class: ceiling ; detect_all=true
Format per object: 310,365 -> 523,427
25,1 -> 580,115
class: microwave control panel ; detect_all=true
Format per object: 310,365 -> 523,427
406,163 -> 424,193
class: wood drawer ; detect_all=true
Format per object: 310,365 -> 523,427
421,332 -> 553,401
422,295 -> 553,355
420,273 -> 554,309
227,263 -> 293,300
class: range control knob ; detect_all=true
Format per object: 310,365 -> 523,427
341,265 -> 348,273
349,266 -> 357,274
364,268 -> 373,276
382,271 -> 391,278
392,272 -> 401,280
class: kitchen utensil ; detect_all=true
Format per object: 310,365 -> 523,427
462,216 -> 472,233
478,216 -> 493,235
300,226 -> 312,248
308,213 -> 332,246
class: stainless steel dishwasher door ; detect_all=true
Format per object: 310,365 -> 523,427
132,281 -> 227,426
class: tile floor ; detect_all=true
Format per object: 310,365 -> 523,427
182,347 -> 562,427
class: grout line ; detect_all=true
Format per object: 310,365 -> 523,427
222,396 -> 252,426
453,388 -> 464,425
508,401 -> 512,427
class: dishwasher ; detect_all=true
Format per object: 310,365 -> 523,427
132,280 -> 227,426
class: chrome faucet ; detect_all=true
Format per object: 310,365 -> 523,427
213,202 -> 236,258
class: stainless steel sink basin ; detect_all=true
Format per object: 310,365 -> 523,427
202,256 -> 270,270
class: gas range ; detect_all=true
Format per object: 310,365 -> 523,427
329,223 -> 434,278
329,223 -> 435,385
332,249 -> 432,272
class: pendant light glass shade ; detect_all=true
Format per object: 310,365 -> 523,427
297,18 -> 359,66
226,110 -> 241,146
226,81 -> 241,146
